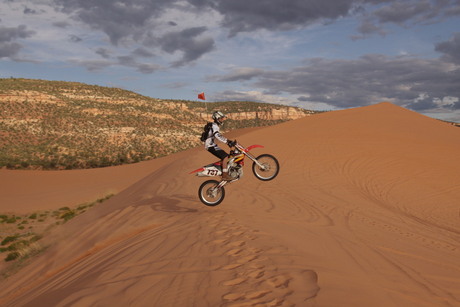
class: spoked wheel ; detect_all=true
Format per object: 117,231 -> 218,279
198,180 -> 225,206
252,154 -> 279,181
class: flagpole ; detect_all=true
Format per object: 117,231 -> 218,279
204,97 -> 208,114
198,92 -> 207,120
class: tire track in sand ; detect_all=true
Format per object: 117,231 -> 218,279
205,211 -> 319,306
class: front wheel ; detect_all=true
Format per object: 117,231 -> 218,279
252,154 -> 279,181
198,180 -> 225,206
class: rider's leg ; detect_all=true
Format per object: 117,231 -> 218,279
220,158 -> 232,181
207,147 -> 231,180
221,156 -> 228,171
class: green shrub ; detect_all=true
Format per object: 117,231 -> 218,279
6,216 -> 17,224
5,251 -> 20,262
1,235 -> 19,246
60,210 -> 76,221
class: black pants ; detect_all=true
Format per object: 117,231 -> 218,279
207,146 -> 228,160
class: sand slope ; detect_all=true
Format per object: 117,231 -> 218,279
0,127 -> 260,214
0,153 -> 179,214
1,102 -> 459,306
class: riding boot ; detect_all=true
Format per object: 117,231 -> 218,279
221,171 -> 232,181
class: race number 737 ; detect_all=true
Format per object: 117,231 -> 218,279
207,169 -> 219,176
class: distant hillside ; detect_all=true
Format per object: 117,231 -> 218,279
442,120 -> 460,128
0,78 -> 318,169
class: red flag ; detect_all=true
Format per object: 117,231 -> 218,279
198,92 -> 205,100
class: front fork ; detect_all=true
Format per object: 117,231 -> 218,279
215,177 -> 238,190
243,150 -> 266,170
234,144 -> 265,169
213,173 -> 241,192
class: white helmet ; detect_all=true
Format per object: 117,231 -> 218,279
212,111 -> 226,121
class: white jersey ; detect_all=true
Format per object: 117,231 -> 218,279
204,122 -> 228,149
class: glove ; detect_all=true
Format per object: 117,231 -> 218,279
227,140 -> 236,147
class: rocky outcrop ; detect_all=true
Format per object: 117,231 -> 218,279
197,107 -> 313,122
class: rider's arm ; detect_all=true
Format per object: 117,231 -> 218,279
214,130 -> 228,144
212,123 -> 228,144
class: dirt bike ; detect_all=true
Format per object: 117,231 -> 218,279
190,142 -> 279,206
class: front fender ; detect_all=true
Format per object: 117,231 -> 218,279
245,144 -> 264,152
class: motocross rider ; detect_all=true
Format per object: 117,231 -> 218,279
205,111 -> 236,181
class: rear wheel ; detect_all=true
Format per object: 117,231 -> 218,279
252,154 -> 279,181
198,180 -> 225,206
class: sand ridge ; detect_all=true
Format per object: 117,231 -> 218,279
1,102 -> 459,306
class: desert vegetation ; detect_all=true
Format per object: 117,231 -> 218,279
0,194 -> 113,269
0,78 -> 315,169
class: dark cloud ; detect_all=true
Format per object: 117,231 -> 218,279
117,55 -> 161,73
48,0 -> 460,45
214,90 -> 266,102
436,32 -> 460,64
445,2 -> 460,16
354,0 -> 460,38
46,0 -> 459,70
69,34 -> 82,42
214,54 -> 460,111
0,42 -> 22,58
95,47 -> 111,58
188,0 -> 459,37
351,18 -> 387,40
53,0 -> 172,45
71,56 -> 160,73
158,27 -> 215,67
0,25 -> 35,59
132,47 -> 154,58
372,1 -> 432,24
23,6 -> 39,14
213,0 -> 355,37
70,59 -> 112,71
162,82 -> 188,88
406,97 -> 439,111
297,96 -> 310,102
51,0 -> 216,67
136,63 -> 161,74
52,21 -> 71,28
211,67 -> 264,82
454,100 -> 460,110
51,0 -> 459,39
117,55 -> 136,66
0,25 -> 35,42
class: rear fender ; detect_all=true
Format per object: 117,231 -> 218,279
189,167 -> 205,174
190,162 -> 222,177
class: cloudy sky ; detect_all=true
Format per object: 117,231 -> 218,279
1,0 -> 460,121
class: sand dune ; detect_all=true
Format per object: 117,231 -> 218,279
1,102 -> 459,306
